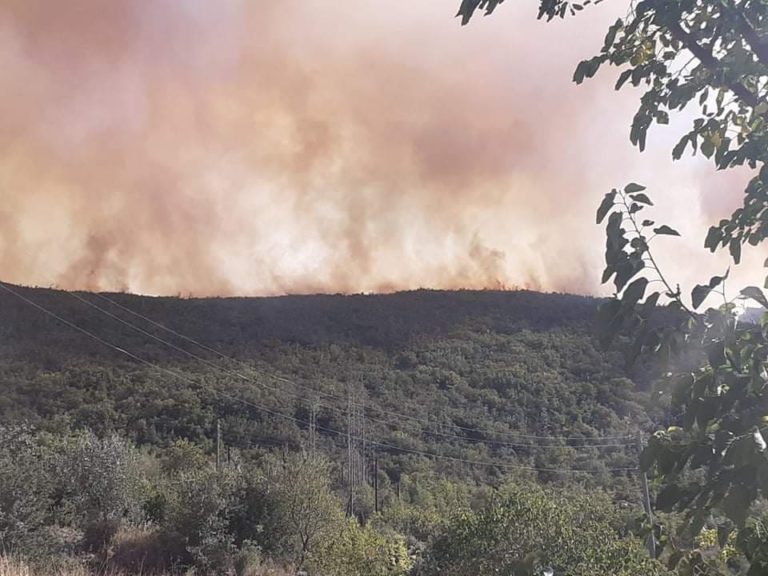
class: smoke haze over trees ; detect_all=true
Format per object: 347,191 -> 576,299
0,0 -> 760,297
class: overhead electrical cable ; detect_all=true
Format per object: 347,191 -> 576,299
68,290 -> 632,450
85,290 -> 636,444
0,281 -> 638,474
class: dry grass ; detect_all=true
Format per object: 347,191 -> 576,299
0,556 -> 89,576
108,528 -> 180,574
0,555 -> 297,576
235,562 -> 295,576
0,557 -> 32,576
0,554 -> 155,576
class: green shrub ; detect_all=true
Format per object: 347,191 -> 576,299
232,540 -> 264,576
0,427 -> 54,555
420,483 -> 670,576
55,432 -> 143,553
310,519 -> 412,576
163,467 -> 238,572
258,453 -> 345,568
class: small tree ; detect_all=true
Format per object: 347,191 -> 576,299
58,432 -> 143,553
163,466 -> 238,572
263,453 -> 344,568
311,519 -> 412,576
420,483 -> 669,576
160,438 -> 210,476
0,427 -> 53,554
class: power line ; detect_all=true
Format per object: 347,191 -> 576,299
0,282 -> 636,474
66,290 -> 322,409
0,283 -> 306,425
364,437 -> 638,473
89,291 -> 343,401
362,411 -> 631,449
69,290 -> 634,450
85,290 -> 635,444
72,290 -> 630,451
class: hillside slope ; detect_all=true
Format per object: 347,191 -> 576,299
0,283 -> 660,488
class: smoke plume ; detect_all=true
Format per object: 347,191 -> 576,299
0,0 -> 760,297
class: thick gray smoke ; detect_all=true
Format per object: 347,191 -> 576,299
0,0 -> 758,297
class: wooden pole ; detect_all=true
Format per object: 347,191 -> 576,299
310,400 -> 318,457
347,389 -> 354,517
374,457 -> 379,514
637,434 -> 657,558
216,419 -> 222,472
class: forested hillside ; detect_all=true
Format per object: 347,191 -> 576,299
0,284 -> 662,487
0,284 -> 679,574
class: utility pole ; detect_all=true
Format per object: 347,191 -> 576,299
373,457 -> 379,514
347,388 -> 354,517
309,400 -> 318,457
216,419 -> 222,472
637,434 -> 657,558
358,392 -> 366,488
346,383 -> 368,518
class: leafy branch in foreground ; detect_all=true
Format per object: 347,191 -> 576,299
460,0 -> 768,261
595,183 -> 696,362
459,0 -> 768,573
598,185 -> 768,573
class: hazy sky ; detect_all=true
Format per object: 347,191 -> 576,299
0,0 -> 762,299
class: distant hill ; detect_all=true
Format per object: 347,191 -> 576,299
0,285 -> 599,357
0,283 -> 659,489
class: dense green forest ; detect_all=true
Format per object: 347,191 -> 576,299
0,285 -> 662,485
0,284 -> 682,574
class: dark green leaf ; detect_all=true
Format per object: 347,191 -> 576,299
654,225 -> 681,237
614,255 -> 644,292
602,18 -> 622,52
629,192 -> 653,205
691,284 -> 711,310
624,183 -> 646,193
573,56 -> 603,84
672,135 -> 690,160
741,286 -> 768,309
707,341 -> 726,368
639,442 -> 656,471
615,69 -> 632,90
729,238 -> 742,264
710,271 -> 727,287
596,190 -> 617,224
622,277 -> 648,308
705,226 -> 722,250
722,488 -> 751,526
691,275 -> 724,309
596,298 -> 623,347
656,483 -> 682,511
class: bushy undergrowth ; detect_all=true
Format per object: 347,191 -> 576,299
0,287 -> 663,497
0,426 -> 671,575
0,554 -> 298,576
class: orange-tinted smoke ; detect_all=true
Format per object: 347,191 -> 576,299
0,0 -> 758,297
